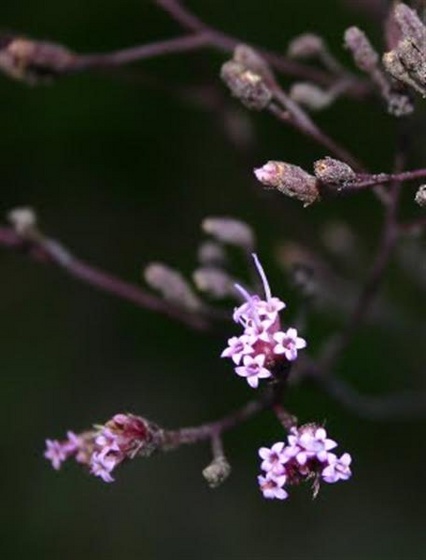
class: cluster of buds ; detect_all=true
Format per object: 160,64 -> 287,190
258,424 -> 352,500
221,254 -> 306,388
382,3 -> 426,99
44,413 -> 162,482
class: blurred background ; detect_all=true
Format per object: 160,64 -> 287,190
2,1 -> 426,559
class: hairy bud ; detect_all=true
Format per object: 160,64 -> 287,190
254,161 -> 319,206
0,36 -> 75,84
7,206 -> 38,236
193,267 -> 236,299
220,60 -> 272,110
314,157 -> 356,185
202,456 -> 232,488
415,185 -> 426,207
289,82 -> 335,111
144,263 -> 202,311
202,217 -> 255,251
287,34 -> 325,59
344,27 -> 379,72
197,241 -> 227,266
233,44 -> 273,82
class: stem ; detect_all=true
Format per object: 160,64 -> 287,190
0,226 -> 211,331
340,168 -> 426,191
72,33 -> 212,70
163,388 -> 274,448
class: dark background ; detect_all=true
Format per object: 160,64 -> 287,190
2,1 -> 426,559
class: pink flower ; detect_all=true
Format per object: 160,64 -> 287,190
44,439 -> 69,470
258,473 -> 288,500
221,334 -> 255,364
273,328 -> 307,362
322,453 -> 352,483
235,354 -> 271,388
258,425 -> 351,500
258,442 -> 287,473
222,254 -> 307,388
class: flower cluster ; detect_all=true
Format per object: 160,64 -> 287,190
221,254 -> 306,388
44,413 -> 161,482
258,424 -> 352,500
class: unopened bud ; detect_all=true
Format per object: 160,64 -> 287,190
254,161 -> 319,206
193,267 -> 236,299
344,27 -> 379,72
7,206 -> 38,236
233,44 -> 273,82
202,217 -> 255,251
0,36 -> 75,84
313,157 -> 356,185
221,60 -> 272,110
287,34 -> 325,59
289,83 -> 334,111
144,263 -> 202,311
394,3 -> 426,46
197,241 -> 227,266
415,185 -> 426,207
202,456 -> 231,488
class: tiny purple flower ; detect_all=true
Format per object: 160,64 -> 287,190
273,328 -> 307,361
235,354 -> 271,388
322,453 -> 352,483
258,473 -> 288,500
259,442 -> 287,473
221,334 -> 254,364
44,439 -> 69,470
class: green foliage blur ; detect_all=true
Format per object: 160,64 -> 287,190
2,1 -> 426,559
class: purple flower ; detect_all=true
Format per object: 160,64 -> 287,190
273,328 -> 307,362
257,425 -> 352,501
222,254 -> 307,388
44,439 -> 69,470
258,472 -> 288,500
235,354 -> 271,388
221,334 -> 255,364
258,442 -> 288,473
322,453 -> 352,483
289,426 -> 337,465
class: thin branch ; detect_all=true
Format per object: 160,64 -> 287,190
0,226 -> 211,331
336,168 -> 426,192
163,388 -> 274,448
72,33 -> 211,70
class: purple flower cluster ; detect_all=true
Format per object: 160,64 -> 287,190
221,254 -> 306,388
258,424 -> 352,500
44,413 -> 156,482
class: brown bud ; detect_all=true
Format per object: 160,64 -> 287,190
254,161 -> 320,206
220,60 -> 272,110
202,456 -> 231,488
233,44 -> 273,82
313,157 -> 356,185
0,36 -> 75,84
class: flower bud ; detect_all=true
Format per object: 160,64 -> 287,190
344,27 -> 379,72
289,82 -> 334,111
193,267 -> 236,299
220,60 -> 272,110
144,263 -> 202,311
233,44 -> 273,82
202,217 -> 255,251
415,185 -> 426,207
313,157 -> 356,185
202,456 -> 231,488
254,161 -> 319,206
7,206 -> 38,236
287,34 -> 325,59
0,36 -> 75,84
